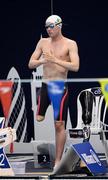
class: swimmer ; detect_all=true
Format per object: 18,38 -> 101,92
28,14 -> 80,169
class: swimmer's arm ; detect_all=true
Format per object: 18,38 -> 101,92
54,41 -> 80,72
28,39 -> 47,69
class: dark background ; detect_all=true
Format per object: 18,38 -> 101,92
0,0 -> 108,140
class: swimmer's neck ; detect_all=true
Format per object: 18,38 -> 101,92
50,33 -> 64,42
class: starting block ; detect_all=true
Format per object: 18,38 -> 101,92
31,140 -> 55,169
51,141 -> 107,176
72,142 -> 107,176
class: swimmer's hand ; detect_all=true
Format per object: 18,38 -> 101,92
42,50 -> 56,63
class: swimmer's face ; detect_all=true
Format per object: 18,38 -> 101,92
45,22 -> 61,37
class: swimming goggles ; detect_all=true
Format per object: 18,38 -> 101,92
45,22 -> 62,29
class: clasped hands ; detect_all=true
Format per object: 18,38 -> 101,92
42,51 -> 56,64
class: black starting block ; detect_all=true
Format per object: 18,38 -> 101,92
38,154 -> 50,164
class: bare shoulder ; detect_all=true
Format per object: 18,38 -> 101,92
66,38 -> 78,47
64,38 -> 78,51
36,37 -> 49,48
39,37 -> 49,44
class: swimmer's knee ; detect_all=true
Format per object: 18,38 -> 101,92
36,115 -> 45,122
55,121 -> 65,130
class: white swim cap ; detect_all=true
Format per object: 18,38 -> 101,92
45,15 -> 62,28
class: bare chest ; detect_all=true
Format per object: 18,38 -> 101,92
42,41 -> 69,61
